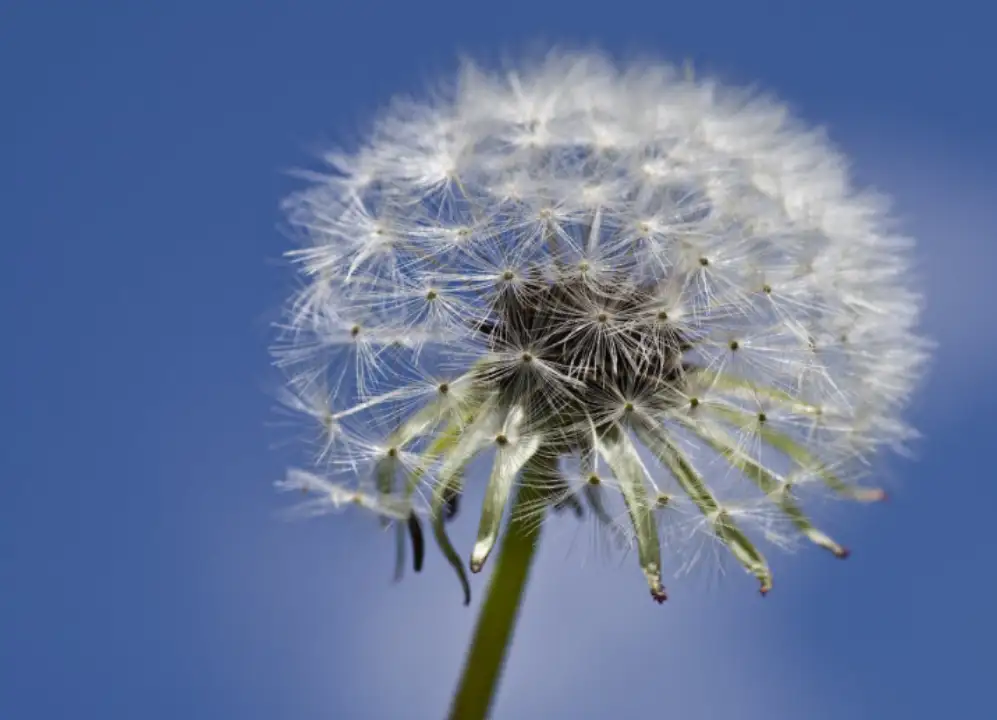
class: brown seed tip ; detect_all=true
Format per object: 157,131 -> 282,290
469,560 -> 484,574
858,488 -> 888,503
650,586 -> 668,604
834,547 -> 851,560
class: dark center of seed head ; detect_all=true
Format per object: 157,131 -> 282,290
438,382 -> 449,394
350,325 -> 361,337
588,474 -> 601,485
502,270 -> 515,281
426,289 -> 438,301
480,276 -> 690,436
495,434 -> 509,446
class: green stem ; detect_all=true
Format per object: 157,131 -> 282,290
447,468 -> 547,720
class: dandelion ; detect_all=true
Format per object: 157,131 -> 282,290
272,49 -> 929,718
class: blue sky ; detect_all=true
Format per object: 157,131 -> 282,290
2,1 -> 995,718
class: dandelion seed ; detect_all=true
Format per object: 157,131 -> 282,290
274,50 -> 929,603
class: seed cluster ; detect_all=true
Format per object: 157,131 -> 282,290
273,51 -> 928,602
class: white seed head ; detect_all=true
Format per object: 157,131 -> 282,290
273,50 -> 929,602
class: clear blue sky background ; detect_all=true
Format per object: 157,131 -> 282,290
2,1 -> 995,718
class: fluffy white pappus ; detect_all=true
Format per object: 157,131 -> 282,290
273,49 -> 930,602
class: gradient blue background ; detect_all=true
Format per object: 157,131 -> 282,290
3,1 -> 995,718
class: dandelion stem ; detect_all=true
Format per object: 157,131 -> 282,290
447,456 -> 550,720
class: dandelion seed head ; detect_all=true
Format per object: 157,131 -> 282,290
274,49 -> 929,601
